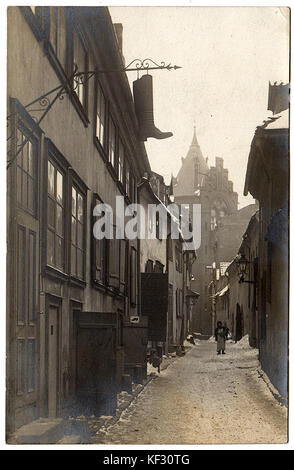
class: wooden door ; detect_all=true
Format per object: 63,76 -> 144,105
48,306 -> 59,418
76,312 -> 117,415
14,224 -> 39,429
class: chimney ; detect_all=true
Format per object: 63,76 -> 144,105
113,23 -> 125,64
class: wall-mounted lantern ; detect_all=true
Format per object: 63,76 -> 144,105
236,253 -> 254,284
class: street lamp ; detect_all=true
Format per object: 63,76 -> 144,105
236,253 -> 254,284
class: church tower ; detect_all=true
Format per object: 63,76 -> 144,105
174,128 -> 239,335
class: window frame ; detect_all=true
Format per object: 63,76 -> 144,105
70,176 -> 87,282
91,193 -> 108,289
95,80 -> 107,150
43,139 -> 70,279
46,153 -> 66,272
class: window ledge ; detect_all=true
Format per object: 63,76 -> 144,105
43,265 -> 69,282
69,276 -> 87,288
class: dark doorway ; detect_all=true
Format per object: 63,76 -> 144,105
235,303 -> 243,342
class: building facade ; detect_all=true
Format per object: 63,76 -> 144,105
244,103 -> 289,399
7,6 -> 152,435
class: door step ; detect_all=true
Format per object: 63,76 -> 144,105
9,418 -> 64,444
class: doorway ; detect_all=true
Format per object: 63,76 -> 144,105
47,305 -> 60,418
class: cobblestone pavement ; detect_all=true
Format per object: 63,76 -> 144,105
92,340 -> 288,445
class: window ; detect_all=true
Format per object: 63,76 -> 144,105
108,115 -> 116,168
73,29 -> 87,108
71,186 -> 85,279
118,138 -> 125,184
47,159 -> 65,271
48,7 -> 66,67
96,83 -> 106,146
16,127 -> 37,216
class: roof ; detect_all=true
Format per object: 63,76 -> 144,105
244,110 -> 289,197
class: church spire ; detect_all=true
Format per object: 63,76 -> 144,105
191,123 -> 199,147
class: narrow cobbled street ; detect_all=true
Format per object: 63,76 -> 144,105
92,339 -> 287,445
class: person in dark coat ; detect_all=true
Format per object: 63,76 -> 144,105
215,321 -> 226,355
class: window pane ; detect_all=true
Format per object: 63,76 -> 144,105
56,204 -> 63,236
22,172 -> 28,207
72,187 -> 76,216
96,85 -> 105,145
71,245 -> 76,276
22,140 -> 29,173
73,31 -> 86,106
77,221 -> 83,249
109,117 -> 116,166
27,141 -> 34,176
47,229 -> 55,265
47,197 -> 55,228
55,236 -> 63,270
77,249 -> 83,279
28,176 -> 34,213
17,167 -> 22,204
71,216 -> 76,245
56,170 -> 63,204
48,161 -> 55,196
77,192 -> 83,222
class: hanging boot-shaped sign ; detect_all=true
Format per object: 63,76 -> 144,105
133,74 -> 173,141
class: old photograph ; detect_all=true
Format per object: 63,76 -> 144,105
5,4 -> 290,447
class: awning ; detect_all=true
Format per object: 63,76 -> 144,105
215,284 -> 229,297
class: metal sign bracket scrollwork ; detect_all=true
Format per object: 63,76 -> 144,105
7,60 -> 182,169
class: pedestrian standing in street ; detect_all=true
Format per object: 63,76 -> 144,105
215,321 -> 226,355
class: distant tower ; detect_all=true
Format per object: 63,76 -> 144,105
174,128 -> 238,335
174,126 -> 209,197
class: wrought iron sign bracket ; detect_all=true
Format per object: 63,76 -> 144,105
7,59 -> 181,169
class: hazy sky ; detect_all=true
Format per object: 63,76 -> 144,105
109,6 -> 289,207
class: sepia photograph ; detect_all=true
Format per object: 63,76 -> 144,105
4,2 -> 290,449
